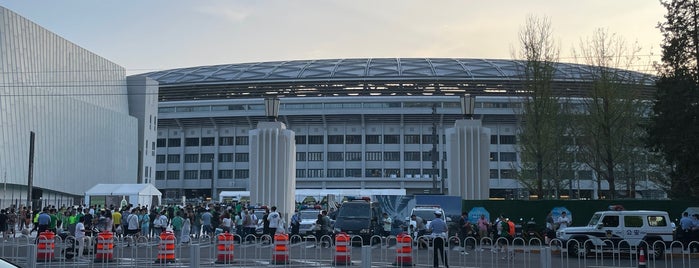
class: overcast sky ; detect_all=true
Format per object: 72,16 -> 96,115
0,0 -> 665,75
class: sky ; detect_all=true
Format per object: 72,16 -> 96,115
0,0 -> 666,75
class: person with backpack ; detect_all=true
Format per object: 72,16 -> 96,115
497,215 -> 514,260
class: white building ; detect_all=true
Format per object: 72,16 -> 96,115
0,6 -> 157,208
140,58 -> 658,201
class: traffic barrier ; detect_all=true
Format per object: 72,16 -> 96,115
393,233 -> 413,266
334,232 -> 351,265
95,230 -> 114,262
36,231 -> 55,262
271,233 -> 289,264
215,232 -> 235,264
638,246 -> 646,268
155,230 -> 176,263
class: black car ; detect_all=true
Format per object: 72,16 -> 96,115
333,200 -> 383,245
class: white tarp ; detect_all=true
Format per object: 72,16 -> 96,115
85,184 -> 161,209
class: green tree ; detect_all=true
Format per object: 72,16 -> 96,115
647,0 -> 699,200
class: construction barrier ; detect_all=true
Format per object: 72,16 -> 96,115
638,246 -> 646,268
271,233 -> 289,264
393,233 -> 413,267
334,232 -> 351,265
36,231 -> 55,262
155,230 -> 176,263
215,232 -> 235,264
95,230 -> 114,262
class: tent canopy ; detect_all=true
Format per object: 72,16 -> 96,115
85,184 -> 161,208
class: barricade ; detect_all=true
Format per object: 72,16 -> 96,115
334,232 -> 351,265
215,232 -> 235,264
271,233 -> 289,264
95,230 -> 114,262
393,233 -> 413,266
36,231 -> 55,262
155,230 -> 176,263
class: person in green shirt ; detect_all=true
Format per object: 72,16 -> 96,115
171,211 -> 184,243
48,208 -> 58,233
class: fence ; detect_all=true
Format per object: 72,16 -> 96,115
0,233 -> 697,267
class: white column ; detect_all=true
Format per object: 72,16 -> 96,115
445,119 -> 490,200
249,122 -> 296,223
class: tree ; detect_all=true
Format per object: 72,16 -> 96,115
513,15 -> 572,199
573,29 -> 650,199
647,0 -> 699,200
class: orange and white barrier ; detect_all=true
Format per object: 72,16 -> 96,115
155,230 -> 176,263
393,233 -> 413,266
334,232 -> 351,265
638,247 -> 647,268
215,232 -> 235,264
271,233 -> 290,264
95,230 -> 114,262
36,231 -> 55,262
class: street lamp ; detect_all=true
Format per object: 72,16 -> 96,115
265,97 -> 281,121
461,94 -> 475,119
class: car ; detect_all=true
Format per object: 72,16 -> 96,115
408,205 -> 450,234
333,199 -> 383,245
298,209 -> 321,236
556,210 -> 673,259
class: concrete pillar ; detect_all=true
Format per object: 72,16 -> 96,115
445,119 -> 490,200
249,121 -> 296,223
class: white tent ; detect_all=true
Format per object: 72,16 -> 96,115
85,184 -> 162,209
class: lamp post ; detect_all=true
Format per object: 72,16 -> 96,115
265,97 -> 281,121
461,94 -> 476,119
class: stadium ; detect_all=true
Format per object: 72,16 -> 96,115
141,58 -> 657,202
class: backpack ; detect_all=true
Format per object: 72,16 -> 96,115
507,220 -> 515,237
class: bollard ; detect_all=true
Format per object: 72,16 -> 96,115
638,247 -> 647,268
361,245 -> 372,268
215,232 -> 235,264
540,246 -> 552,268
393,233 -> 413,267
95,230 -> 115,262
333,232 -> 351,265
189,243 -> 200,268
271,233 -> 290,264
155,230 -> 176,263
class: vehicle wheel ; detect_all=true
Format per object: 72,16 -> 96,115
567,240 -> 590,258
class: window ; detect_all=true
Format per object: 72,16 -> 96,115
307,169 -> 324,178
167,154 -> 180,163
201,137 -> 215,146
366,169 -> 383,177
490,152 -> 498,161
404,169 -> 420,177
296,152 -> 306,161
155,171 -> 164,180
234,169 -> 249,179
157,139 -> 167,147
295,136 -> 307,144
405,135 -> 420,144
219,153 -> 233,162
185,138 -> 199,146
491,135 -> 498,144
219,137 -> 234,146
234,153 -> 248,162
422,135 -> 436,144
384,152 -> 400,161
308,152 -> 323,161
647,216 -> 667,227
404,152 -> 421,161
500,169 -> 516,178
500,135 -> 516,144
166,171 -> 179,180
500,152 -> 517,162
578,170 -> 593,180
385,169 -> 400,177
345,135 -> 362,144
602,215 -> 619,227
200,170 -> 213,180
327,169 -> 344,178
296,169 -> 307,178
422,151 -> 436,161
184,154 -> 199,163
328,135 -> 344,144
308,135 -> 324,144
345,152 -> 362,161
156,155 -> 166,164
365,135 -> 381,144
346,169 -> 361,177
490,169 -> 499,178
200,154 -> 214,163
168,138 -> 181,147
235,136 -> 249,145
218,170 -> 233,179
184,170 -> 198,180
366,152 -> 382,161
328,152 -> 344,161
624,216 -> 643,227
383,135 -> 400,144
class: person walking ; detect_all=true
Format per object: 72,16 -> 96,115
428,210 -> 449,268
75,216 -> 87,259
268,206 -> 281,242
382,213 -> 393,237
290,210 -> 301,237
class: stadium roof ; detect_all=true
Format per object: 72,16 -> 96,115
140,58 -> 655,101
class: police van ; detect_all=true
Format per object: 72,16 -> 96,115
556,210 -> 673,258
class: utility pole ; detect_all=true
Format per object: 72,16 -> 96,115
27,131 -> 35,209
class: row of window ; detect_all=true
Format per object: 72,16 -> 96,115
156,168 -> 441,180
157,134 -> 519,147
489,169 -> 594,180
156,169 -> 249,180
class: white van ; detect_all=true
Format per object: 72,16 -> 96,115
557,210 -> 673,258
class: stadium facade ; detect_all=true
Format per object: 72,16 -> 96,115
141,58 -> 658,201
0,7 -> 157,208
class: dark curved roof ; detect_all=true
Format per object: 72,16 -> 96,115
140,58 -> 655,101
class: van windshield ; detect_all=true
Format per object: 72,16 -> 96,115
588,213 -> 602,226
338,203 -> 370,218
413,210 -> 437,221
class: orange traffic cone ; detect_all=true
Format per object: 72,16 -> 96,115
638,247 -> 646,268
